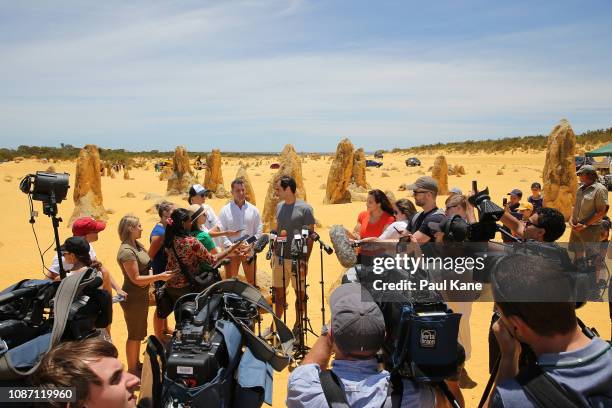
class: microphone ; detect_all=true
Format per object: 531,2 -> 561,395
301,225 -> 310,255
278,230 -> 287,261
246,234 -> 270,264
266,230 -> 277,261
309,231 -> 334,255
329,225 -> 358,268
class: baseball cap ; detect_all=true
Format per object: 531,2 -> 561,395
449,187 -> 462,195
517,202 -> 533,212
576,165 -> 597,175
507,188 -> 522,198
72,217 -> 106,236
59,236 -> 90,257
406,176 -> 438,194
530,182 -> 541,190
329,283 -> 385,354
188,184 -> 212,198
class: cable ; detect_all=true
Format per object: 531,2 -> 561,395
28,194 -> 54,278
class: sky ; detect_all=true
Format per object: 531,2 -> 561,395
1,0 -> 611,152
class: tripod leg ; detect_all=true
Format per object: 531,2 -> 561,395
320,244 -> 325,327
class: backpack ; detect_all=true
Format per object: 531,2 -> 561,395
408,208 -> 445,234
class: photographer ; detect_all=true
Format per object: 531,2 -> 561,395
486,254 -> 612,407
287,283 -> 463,408
466,191 -> 566,243
33,338 -> 140,408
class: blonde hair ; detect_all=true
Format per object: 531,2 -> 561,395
118,214 -> 140,243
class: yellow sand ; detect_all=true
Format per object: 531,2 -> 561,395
0,152 -> 609,407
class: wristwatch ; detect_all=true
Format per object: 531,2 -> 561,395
321,324 -> 329,336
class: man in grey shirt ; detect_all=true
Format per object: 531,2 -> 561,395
487,253 -> 612,407
271,176 -> 315,333
287,283 -> 462,407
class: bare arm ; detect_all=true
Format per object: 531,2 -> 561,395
148,235 -> 164,259
500,211 -> 524,237
485,319 -> 521,408
121,260 -> 174,286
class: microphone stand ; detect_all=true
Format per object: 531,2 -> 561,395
318,240 -> 327,327
279,238 -> 287,325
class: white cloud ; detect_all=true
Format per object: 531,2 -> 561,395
1,1 -> 610,151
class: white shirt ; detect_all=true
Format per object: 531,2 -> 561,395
200,205 -> 225,248
379,221 -> 409,240
49,245 -> 97,275
218,200 -> 263,248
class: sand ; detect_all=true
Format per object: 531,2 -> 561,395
0,151 -> 609,407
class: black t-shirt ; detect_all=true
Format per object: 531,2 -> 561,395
409,207 -> 445,241
508,202 -> 520,212
528,196 -> 543,210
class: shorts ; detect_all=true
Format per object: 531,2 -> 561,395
271,256 -> 307,289
121,283 -> 149,341
569,224 -> 604,256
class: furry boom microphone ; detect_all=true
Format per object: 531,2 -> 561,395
329,225 -> 357,268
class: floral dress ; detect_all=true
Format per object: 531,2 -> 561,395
165,236 -> 214,289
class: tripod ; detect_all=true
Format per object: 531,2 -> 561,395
292,239 -> 316,361
31,191 -> 66,280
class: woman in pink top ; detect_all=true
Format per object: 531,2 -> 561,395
351,189 -> 395,239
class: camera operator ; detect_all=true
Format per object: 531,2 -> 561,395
287,283 -> 463,408
271,176 -> 315,337
33,338 -> 140,408
486,254 -> 612,407
405,176 -> 446,243
465,192 -> 566,243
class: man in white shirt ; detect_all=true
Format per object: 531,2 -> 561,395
218,178 -> 263,284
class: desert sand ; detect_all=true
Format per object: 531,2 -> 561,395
0,151 -> 609,407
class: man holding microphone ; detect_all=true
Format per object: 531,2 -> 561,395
271,176 -> 315,339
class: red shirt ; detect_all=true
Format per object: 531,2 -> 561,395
357,211 -> 395,239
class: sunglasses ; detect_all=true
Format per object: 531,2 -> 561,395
524,220 -> 541,228
412,190 -> 429,196
446,205 -> 458,211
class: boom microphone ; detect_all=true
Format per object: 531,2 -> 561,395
246,234 -> 270,264
329,225 -> 357,268
309,231 -> 333,255
266,230 -> 277,261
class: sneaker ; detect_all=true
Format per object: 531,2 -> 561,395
459,368 -> 477,389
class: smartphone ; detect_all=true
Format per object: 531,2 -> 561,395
502,197 -> 508,206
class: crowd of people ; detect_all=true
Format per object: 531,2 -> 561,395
29,165 -> 612,407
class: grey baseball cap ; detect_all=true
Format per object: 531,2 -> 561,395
507,188 -> 522,197
449,187 -> 462,195
576,164 -> 597,175
405,176 -> 438,194
329,283 -> 385,354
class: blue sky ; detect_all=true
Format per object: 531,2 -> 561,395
1,0 -> 611,152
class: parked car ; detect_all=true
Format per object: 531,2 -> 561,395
366,160 -> 383,168
374,150 -> 384,159
575,156 -> 594,171
269,163 -> 280,169
405,157 -> 421,167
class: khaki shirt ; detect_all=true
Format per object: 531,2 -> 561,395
572,182 -> 608,225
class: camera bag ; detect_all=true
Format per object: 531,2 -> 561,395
0,269 -> 103,381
